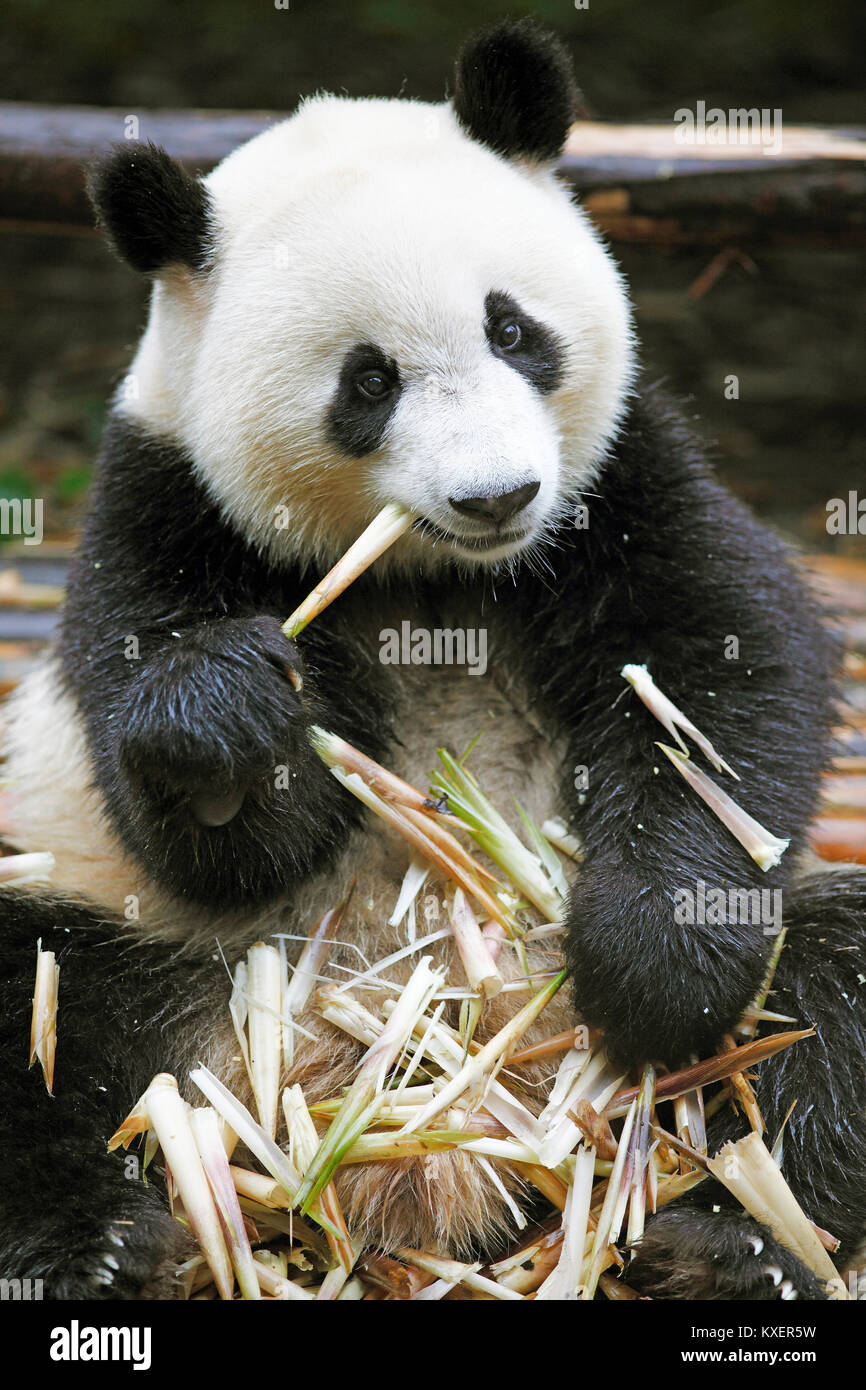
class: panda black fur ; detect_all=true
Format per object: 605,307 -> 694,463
1,18 -> 865,1299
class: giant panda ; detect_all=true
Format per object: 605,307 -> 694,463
1,18 -> 864,1301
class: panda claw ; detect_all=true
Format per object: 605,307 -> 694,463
746,1235 -> 764,1256
779,1280 -> 798,1300
764,1264 -> 783,1286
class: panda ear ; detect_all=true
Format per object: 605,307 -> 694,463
452,18 -> 578,164
86,142 -> 214,275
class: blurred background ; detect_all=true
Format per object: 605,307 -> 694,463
0,0 -> 864,553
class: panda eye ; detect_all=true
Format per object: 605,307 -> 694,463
356,370 -> 393,401
497,321 -> 522,351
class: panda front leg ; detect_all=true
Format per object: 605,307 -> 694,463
560,662 -> 815,1070
76,612 -> 375,911
628,866 -> 866,1300
0,890 -> 219,1299
518,399 -> 839,1069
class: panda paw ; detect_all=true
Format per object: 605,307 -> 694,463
4,1166 -> 196,1302
42,1205 -> 193,1301
564,865 -> 764,1067
627,1208 -> 832,1301
105,614 -> 354,904
118,615 -> 306,811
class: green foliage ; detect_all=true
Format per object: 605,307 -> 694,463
54,464 -> 93,503
0,467 -> 35,502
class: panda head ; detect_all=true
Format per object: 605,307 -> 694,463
89,20 -> 635,574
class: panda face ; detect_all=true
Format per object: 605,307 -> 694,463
124,97 -> 635,573
333,287 -> 568,566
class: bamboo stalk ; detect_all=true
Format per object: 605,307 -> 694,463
707,1132 -> 847,1297
509,1026 -> 599,1066
651,1125 -> 711,1173
569,1100 -> 618,1161
311,728 -> 463,828
253,1258 -> 316,1300
190,1107 -> 260,1300
107,1096 -> 151,1153
388,999 -> 545,1150
656,743 -> 789,870
294,958 -> 443,1212
396,970 -> 567,1137
282,1085 -> 354,1275
229,1165 -> 290,1210
674,1078 -> 706,1172
606,1029 -> 813,1117
283,502 -> 413,639
542,1051 -> 623,1169
488,1224 -> 564,1293
536,1143 -> 597,1299
430,750 -> 563,921
626,1064 -> 656,1245
190,1064 -> 303,1209
739,928 -> 788,1040
448,888 -> 503,1000
245,942 -> 282,1138
541,818 -> 583,862
357,1252 -> 432,1298
143,1075 -> 234,1300
29,939 -> 59,1095
722,1033 -> 764,1132
340,1131 -> 483,1163
324,765 -> 521,936
395,1248 -> 524,1301
279,894 -> 351,1068
2,851 -> 56,887
621,663 -> 738,777
583,1101 -> 637,1299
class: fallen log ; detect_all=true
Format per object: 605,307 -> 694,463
1,103 -> 864,247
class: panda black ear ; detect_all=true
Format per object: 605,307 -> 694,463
86,142 -> 214,275
452,18 -> 578,163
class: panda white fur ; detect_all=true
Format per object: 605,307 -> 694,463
1,18 -> 864,1299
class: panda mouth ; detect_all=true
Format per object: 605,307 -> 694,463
416,518 -> 529,554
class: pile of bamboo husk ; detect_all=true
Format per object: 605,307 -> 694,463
104,731 -> 844,1300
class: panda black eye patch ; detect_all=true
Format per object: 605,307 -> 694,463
484,290 -> 565,395
328,344 -> 402,457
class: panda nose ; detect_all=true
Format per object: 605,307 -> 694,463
449,481 -> 540,527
